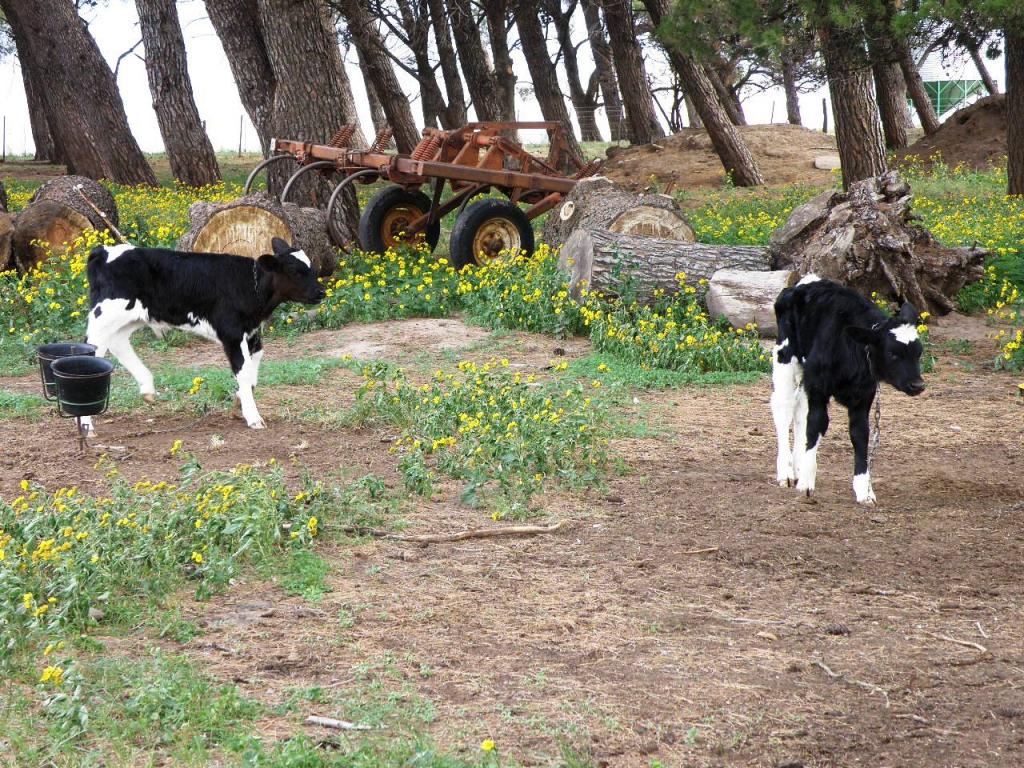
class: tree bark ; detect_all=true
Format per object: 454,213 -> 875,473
582,0 -> 626,140
706,62 -> 746,126
136,0 -> 221,186
358,45 -> 389,133
817,18 -> 887,188
204,0 -> 276,152
0,0 -> 156,185
602,0 -> 663,145
781,48 -> 802,125
898,42 -> 941,135
482,0 -> 516,121
559,228 -> 770,303
1008,26 -> 1024,196
426,0 -> 468,127
546,0 -> 603,142
15,44 -> 59,162
392,0 -> 446,129
706,269 -> 798,336
643,0 -> 764,186
515,4 -> 583,165
335,0 -> 420,154
446,0 -> 506,121
967,39 -> 999,95
871,59 -> 912,150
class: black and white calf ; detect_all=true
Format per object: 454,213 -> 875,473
83,237 -> 325,431
771,275 -> 925,504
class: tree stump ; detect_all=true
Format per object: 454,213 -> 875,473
541,176 -> 696,247
0,212 -> 15,271
11,200 -> 92,273
769,171 -> 986,315
177,193 -> 338,276
558,227 -> 771,302
706,269 -> 797,336
29,175 -> 119,231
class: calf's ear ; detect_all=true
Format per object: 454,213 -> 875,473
897,301 -> 920,324
271,237 -> 292,255
845,325 -> 881,345
257,254 -> 282,272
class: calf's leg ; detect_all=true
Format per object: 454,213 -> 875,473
223,335 -> 265,429
770,351 -> 802,486
105,327 -> 156,401
796,395 -> 829,497
848,402 -> 875,504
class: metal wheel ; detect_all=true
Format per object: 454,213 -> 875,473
357,186 -> 440,254
449,198 -> 534,269
243,154 -> 295,194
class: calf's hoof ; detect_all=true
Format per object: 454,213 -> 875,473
141,393 -> 156,404
247,419 -> 267,430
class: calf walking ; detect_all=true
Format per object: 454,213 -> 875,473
771,276 -> 925,504
83,237 -> 325,431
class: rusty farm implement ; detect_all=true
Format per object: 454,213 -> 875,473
245,122 -> 599,267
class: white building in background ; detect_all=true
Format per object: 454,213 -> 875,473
914,46 -> 1004,122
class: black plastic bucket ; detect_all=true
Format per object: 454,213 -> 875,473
37,342 -> 97,400
50,355 -> 114,417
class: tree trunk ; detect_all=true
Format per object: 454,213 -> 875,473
770,172 -> 986,315
559,228 -> 770,303
541,176 -> 695,247
178,192 -> 338,276
871,59 -> 912,150
644,0 -> 764,187
781,48 -> 802,125
898,43 -> 941,135
16,48 -> 59,162
394,0 -> 447,129
602,0 -> 663,145
1008,26 -> 1024,196
515,4 -> 583,165
582,0 -> 626,141
30,175 -> 120,230
446,0 -> 505,121
359,47 -> 389,133
967,40 -> 999,95
0,212 -> 14,272
706,269 -> 797,336
427,0 -> 468,128
547,1 -> 603,142
0,0 -> 156,185
336,0 -> 420,154
817,19 -> 887,188
11,200 -> 93,273
136,0 -> 221,186
205,0 -> 276,152
684,94 -> 703,128
706,63 -> 746,126
482,0 -> 516,121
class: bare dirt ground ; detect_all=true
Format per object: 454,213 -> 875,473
3,316 -> 1024,767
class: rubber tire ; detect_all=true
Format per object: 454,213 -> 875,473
449,199 -> 535,269
357,185 -> 440,254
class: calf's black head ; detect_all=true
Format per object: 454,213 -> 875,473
846,302 -> 926,396
258,237 -> 326,305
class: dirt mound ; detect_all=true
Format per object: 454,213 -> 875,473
898,94 -> 1006,170
601,123 -> 839,191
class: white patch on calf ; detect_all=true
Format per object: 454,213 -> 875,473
797,273 -> 821,286
853,473 -> 876,505
236,333 -> 265,429
182,312 -> 220,342
795,434 -> 820,495
103,244 -> 137,263
291,250 -> 311,269
890,323 -> 919,345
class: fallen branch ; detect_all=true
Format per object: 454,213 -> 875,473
306,715 -> 374,731
811,660 -> 890,708
337,520 -> 566,544
921,630 -> 989,654
681,546 -> 719,555
75,185 -> 128,243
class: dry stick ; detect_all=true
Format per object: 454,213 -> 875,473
921,630 -> 989,654
305,715 -> 374,731
74,185 -> 129,243
681,546 -> 719,555
812,660 -> 890,708
337,520 -> 566,544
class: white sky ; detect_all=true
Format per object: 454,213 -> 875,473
0,0 -> 1007,157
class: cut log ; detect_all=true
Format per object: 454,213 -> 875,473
706,269 -> 797,336
177,192 -> 338,276
541,176 -> 695,247
29,175 -> 119,231
12,200 -> 92,273
769,171 -> 986,315
0,212 -> 15,271
558,227 -> 771,303
0,180 -> 8,213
